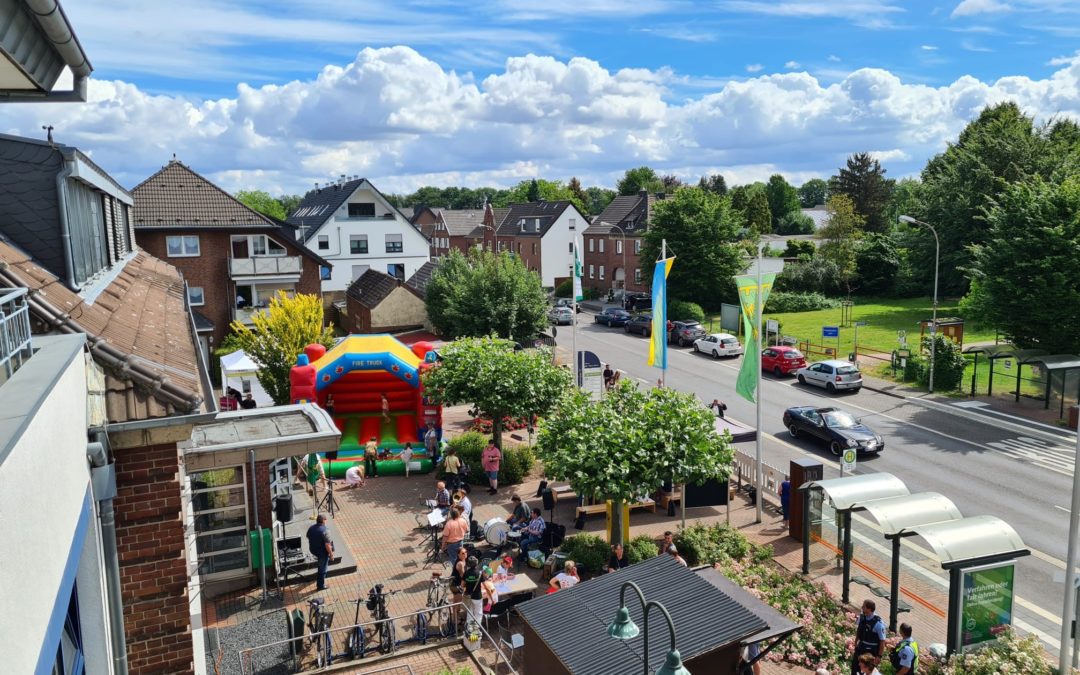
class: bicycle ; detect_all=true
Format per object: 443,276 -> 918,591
366,584 -> 402,655
306,598 -> 352,668
424,572 -> 457,639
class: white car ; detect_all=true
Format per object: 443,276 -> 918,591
693,333 -> 744,358
549,306 -> 574,325
795,359 -> 863,393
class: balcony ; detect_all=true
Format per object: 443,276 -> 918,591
229,256 -> 302,277
234,306 -> 268,326
0,287 -> 33,384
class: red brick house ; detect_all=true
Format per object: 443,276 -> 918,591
343,266 -> 431,333
131,160 -> 329,358
412,206 -> 490,258
582,190 -> 667,296
494,200 -> 588,287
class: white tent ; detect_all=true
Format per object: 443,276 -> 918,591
219,350 -> 273,408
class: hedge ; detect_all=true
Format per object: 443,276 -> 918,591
445,431 -> 536,486
668,299 -> 705,323
765,290 -> 840,313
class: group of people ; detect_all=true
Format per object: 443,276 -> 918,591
225,386 -> 257,410
602,364 -> 622,390
848,599 -> 918,675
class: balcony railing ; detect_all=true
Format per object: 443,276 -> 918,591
234,306 -> 268,325
0,287 -> 33,383
229,256 -> 302,277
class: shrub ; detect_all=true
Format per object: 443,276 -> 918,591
668,299 -> 705,322
784,240 -> 816,259
928,629 -> 1056,675
625,535 -> 659,564
765,291 -> 840,313
446,431 -> 535,486
917,334 -> 966,391
584,286 -> 603,301
776,211 -> 815,235
554,279 -> 572,298
558,533 -> 611,576
775,256 -> 843,295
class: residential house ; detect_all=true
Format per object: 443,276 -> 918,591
286,177 -> 430,298
130,160 -> 328,358
342,268 -> 430,334
409,206 -> 444,257
582,190 -> 666,296
495,200 -> 588,287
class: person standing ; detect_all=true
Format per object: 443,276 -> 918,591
708,398 -> 727,418
851,599 -> 886,675
440,506 -> 469,562
780,478 -> 792,524
241,393 -> 257,409
306,514 -> 333,590
603,364 -> 614,390
481,439 -> 502,495
324,394 -> 335,416
462,556 -> 484,622
425,422 -> 440,464
456,490 -> 473,523
442,449 -> 462,492
381,393 -> 391,422
400,442 -> 414,477
364,436 -> 379,478
892,623 -> 918,675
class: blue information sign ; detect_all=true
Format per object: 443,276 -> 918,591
822,326 -> 839,338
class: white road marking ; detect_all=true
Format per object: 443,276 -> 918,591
1054,505 -> 1072,513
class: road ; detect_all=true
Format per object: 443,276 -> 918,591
564,314 -> 1076,652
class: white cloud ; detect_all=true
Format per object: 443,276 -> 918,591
784,60 -> 802,69
961,40 -> 994,52
827,54 -> 842,62
921,44 -> 939,51
639,26 -> 717,43
721,1 -> 903,19
951,0 -> 1012,18
746,64 -> 764,73
5,47 -> 1079,194
1048,51 -> 1080,66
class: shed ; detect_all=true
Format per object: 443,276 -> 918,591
515,555 -> 791,674
219,349 -> 273,407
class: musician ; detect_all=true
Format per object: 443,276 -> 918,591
434,481 -> 452,515
517,508 -> 546,562
506,494 -> 530,530
455,490 -> 473,522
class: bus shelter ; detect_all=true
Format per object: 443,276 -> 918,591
1016,353 -> 1080,416
962,344 -> 1046,397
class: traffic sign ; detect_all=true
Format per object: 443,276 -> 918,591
841,448 -> 857,475
823,326 -> 839,338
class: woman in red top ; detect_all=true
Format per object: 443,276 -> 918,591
481,439 -> 502,495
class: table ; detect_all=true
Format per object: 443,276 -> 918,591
494,573 -> 538,599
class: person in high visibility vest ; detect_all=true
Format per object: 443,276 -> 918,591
891,623 -> 919,675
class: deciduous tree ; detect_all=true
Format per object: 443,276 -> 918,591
617,166 -> 661,196
236,190 -> 286,220
817,194 -> 864,298
745,187 -> 772,238
828,153 -> 895,233
765,174 -> 801,228
797,178 -> 828,207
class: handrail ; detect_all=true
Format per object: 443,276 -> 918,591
0,287 -> 33,381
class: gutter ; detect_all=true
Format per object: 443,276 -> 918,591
87,433 -> 128,675
55,152 -> 80,291
3,0 -> 93,102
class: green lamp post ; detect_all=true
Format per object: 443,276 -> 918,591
606,581 -> 691,675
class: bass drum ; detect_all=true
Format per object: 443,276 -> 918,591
483,517 -> 511,546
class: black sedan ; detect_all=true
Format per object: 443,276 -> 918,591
595,308 -> 632,327
782,406 -> 884,456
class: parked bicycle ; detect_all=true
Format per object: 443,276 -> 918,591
424,572 -> 457,639
366,584 -> 402,654
306,598 -> 352,668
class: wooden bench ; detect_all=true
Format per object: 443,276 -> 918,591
576,499 -> 656,520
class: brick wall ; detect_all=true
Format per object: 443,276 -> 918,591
500,236 -> 542,276
583,233 -> 647,294
113,441 -> 193,674
247,460 -> 272,529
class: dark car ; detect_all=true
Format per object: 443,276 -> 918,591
668,320 -> 706,347
595,308 -> 632,327
782,406 -> 884,457
624,313 -> 653,336
623,293 -> 652,312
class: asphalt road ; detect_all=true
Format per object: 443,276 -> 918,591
564,313 -> 1077,652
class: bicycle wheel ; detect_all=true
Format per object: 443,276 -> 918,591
317,633 -> 331,668
379,620 -> 396,654
435,602 -> 455,637
348,624 -> 366,659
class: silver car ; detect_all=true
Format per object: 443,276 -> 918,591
549,306 -> 574,325
795,359 -> 863,393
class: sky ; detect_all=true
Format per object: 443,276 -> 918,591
3,0 -> 1080,196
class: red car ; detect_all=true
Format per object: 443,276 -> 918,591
761,346 -> 807,377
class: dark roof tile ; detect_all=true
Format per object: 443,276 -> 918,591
405,260 -> 438,299
346,268 -> 400,310
496,201 -> 573,237
131,161 -> 276,229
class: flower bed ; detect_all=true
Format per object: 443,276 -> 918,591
469,414 -> 535,435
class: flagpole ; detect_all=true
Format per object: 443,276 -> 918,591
755,243 -> 764,524
661,239 -> 667,388
572,236 -> 579,385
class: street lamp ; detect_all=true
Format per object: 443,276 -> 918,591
606,581 -> 691,675
899,215 -> 939,393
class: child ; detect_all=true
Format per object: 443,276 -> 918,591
381,393 -> 390,422
365,436 -> 379,478
400,442 -> 414,477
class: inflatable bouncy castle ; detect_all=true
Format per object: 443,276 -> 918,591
290,336 -> 442,477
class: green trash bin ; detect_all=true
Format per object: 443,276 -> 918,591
249,528 -> 273,569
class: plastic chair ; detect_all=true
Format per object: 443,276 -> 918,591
483,599 -> 514,632
499,627 -> 525,667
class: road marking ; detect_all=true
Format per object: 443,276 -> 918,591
1055,505 -> 1072,513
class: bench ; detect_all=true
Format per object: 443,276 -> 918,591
851,575 -> 912,614
576,499 -> 656,520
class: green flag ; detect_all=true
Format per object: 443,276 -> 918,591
735,272 -> 775,403
306,453 -> 321,485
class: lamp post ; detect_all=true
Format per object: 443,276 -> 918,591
609,224 -> 628,296
899,215 -> 939,393
607,581 -> 691,675
481,223 -> 501,253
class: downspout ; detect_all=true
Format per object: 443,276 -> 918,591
88,433 -> 129,675
55,152 -> 81,291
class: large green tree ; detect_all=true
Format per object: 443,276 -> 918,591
828,153 -> 895,233
537,382 -> 733,546
765,174 -> 801,229
744,187 -> 773,238
617,166 -> 661,196
966,176 -> 1080,354
422,336 -> 571,448
855,233 -> 900,296
425,248 -> 549,340
498,178 -> 588,215
584,186 -> 616,215
236,190 -> 287,221
797,178 -> 828,207
219,293 -> 335,405
698,174 -> 728,196
817,194 -> 864,298
640,187 -> 744,310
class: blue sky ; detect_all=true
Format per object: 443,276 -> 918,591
4,0 -> 1079,194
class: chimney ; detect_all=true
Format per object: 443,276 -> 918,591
638,189 -> 648,199
339,174 -> 346,185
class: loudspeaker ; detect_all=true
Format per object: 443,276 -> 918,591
536,480 -> 548,498
325,450 -> 338,461
541,488 -> 555,511
274,494 -> 294,523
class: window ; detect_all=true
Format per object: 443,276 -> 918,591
189,467 -> 249,580
634,240 -> 642,254
352,265 -> 370,280
51,584 -> 84,675
320,266 -> 331,280
385,233 -> 403,253
616,240 -> 623,254
317,235 -> 329,250
568,242 -> 574,253
233,234 -> 285,258
599,265 -> 605,280
348,203 -> 376,218
350,235 -> 369,255
517,242 -> 522,253
387,263 -> 405,280
588,239 -> 594,253
188,287 -> 205,306
589,264 -> 594,279
531,242 -> 536,254
499,241 -> 506,252
166,235 -> 200,257
569,218 -> 576,231
634,268 -> 642,284
599,239 -> 605,253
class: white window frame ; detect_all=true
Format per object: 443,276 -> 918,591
635,268 -> 642,284
599,239 -> 605,253
350,234 -> 369,255
569,218 -> 576,231
189,466 -> 249,581
317,235 -> 330,250
589,264 -> 595,279
634,239 -> 642,254
385,233 -> 403,253
166,235 -> 200,257
616,239 -> 623,254
599,265 -> 605,281
188,286 -> 205,306
588,239 -> 594,253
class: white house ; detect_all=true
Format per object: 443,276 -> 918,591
495,200 -> 590,287
287,177 -> 430,294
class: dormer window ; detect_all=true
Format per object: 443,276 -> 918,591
348,203 -> 376,218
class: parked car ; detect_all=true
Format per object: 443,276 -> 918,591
668,320 -> 706,347
782,406 -> 884,456
760,346 -> 807,377
795,359 -> 863,393
693,333 -> 743,358
623,292 -> 652,312
549,306 -> 574,325
554,298 -> 582,313
594,308 -> 632,327
624,313 -> 653,336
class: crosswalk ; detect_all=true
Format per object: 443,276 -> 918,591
985,436 -> 1077,477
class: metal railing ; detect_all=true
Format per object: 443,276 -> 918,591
733,449 -> 787,507
236,601 -> 519,675
229,256 -> 303,276
0,287 -> 32,382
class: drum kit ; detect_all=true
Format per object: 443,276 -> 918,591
482,517 -> 522,557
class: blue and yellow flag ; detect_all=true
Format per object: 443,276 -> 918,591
647,257 -> 675,369
735,272 -> 775,402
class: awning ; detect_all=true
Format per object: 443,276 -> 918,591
900,515 -> 1028,569
801,472 -> 909,511
857,492 -> 963,535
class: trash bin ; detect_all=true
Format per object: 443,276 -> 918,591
747,486 -> 757,506
1070,405 -> 1079,431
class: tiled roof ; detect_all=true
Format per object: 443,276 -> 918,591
191,310 -> 215,333
346,268 -> 400,310
496,201 -> 572,237
0,238 -> 208,422
439,209 -> 485,237
491,207 -> 510,229
516,555 -> 767,675
131,160 -> 276,229
405,260 -> 438,299
286,178 -> 413,239
583,194 -> 646,235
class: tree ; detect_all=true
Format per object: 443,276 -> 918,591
526,179 -> 541,202
236,190 -> 286,220
278,194 -> 303,217
499,178 -> 588,215
817,194 -> 864,298
425,248 -> 549,340
537,381 -> 734,545
966,176 -> 1080,354
617,166 -> 660,196
775,211 -> 815,235
585,186 -> 616,215
660,174 -> 684,191
783,239 -> 816,259
219,293 -> 335,405
640,187 -> 744,310
422,336 -> 571,448
797,178 -> 828,207
882,177 -> 921,229
855,233 -> 900,296
698,174 -> 728,196
765,174 -> 801,228
744,187 -> 772,238
828,153 -> 895,233
567,177 -> 588,208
